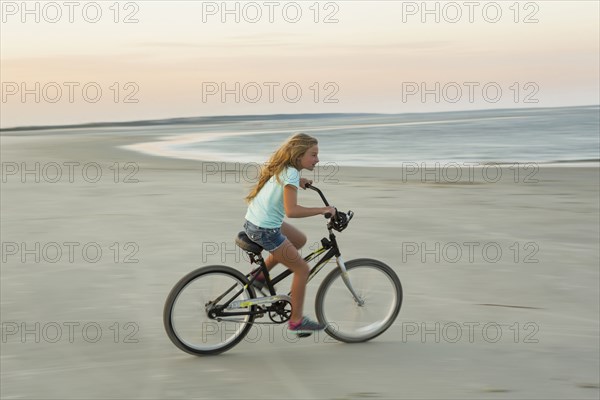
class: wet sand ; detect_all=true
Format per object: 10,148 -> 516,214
1,131 -> 599,399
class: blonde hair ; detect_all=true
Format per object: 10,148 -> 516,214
245,133 -> 318,203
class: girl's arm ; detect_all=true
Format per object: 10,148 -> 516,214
283,185 -> 334,218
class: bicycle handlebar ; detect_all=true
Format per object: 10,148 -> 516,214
305,183 -> 354,231
304,183 -> 329,206
305,183 -> 332,218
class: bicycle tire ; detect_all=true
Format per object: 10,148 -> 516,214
315,258 -> 402,343
163,265 -> 256,356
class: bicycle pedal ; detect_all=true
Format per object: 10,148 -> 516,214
296,332 -> 312,338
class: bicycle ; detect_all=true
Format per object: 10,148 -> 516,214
163,184 -> 403,356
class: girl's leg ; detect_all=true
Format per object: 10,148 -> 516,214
263,222 -> 306,272
270,239 -> 309,323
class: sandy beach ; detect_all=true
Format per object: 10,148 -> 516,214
1,131 -> 599,399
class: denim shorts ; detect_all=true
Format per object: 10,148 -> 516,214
243,220 -> 287,252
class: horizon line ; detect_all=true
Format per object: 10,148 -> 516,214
1,104 -> 598,133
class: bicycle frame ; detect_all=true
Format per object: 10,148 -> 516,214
209,232 -> 336,319
254,230 -> 340,294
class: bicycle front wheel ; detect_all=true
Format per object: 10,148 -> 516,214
163,265 -> 256,356
315,258 -> 402,343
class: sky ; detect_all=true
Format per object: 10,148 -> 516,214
1,0 -> 599,128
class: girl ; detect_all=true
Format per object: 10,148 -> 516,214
244,133 -> 336,335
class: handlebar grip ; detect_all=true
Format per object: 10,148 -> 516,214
324,208 -> 338,220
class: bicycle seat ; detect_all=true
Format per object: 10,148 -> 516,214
235,231 -> 263,254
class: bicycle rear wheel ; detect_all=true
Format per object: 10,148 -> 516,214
315,258 -> 402,343
163,265 -> 256,355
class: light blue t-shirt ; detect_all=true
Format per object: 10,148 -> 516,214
245,167 -> 300,228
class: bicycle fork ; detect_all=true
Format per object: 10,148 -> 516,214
336,256 -> 365,306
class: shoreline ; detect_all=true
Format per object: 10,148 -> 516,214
1,133 -> 599,192
3,104 -> 598,169
54,127 -> 599,169
117,130 -> 600,168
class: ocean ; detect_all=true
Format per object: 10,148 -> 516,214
6,105 -> 599,167
121,105 -> 599,167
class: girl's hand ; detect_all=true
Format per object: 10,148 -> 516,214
299,178 -> 313,189
322,206 -> 337,217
